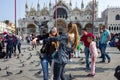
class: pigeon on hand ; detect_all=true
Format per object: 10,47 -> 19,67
16,70 -> 23,75
6,71 -> 13,76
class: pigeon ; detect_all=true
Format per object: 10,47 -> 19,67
19,60 -> 25,64
21,54 -> 24,56
26,55 -> 32,60
19,63 -> 25,67
34,70 -> 42,75
35,63 -> 40,67
29,61 -> 34,64
29,53 -> 32,56
16,70 -> 23,75
69,73 -> 75,80
4,66 -> 9,70
16,56 -> 19,59
21,64 -> 25,67
6,71 -> 13,76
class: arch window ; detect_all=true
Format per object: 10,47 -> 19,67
112,27 -> 113,31
54,8 -> 68,19
117,27 -> 119,31
109,26 -> 111,30
115,14 -> 120,20
114,27 -> 116,31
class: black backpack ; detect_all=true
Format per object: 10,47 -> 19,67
114,65 -> 120,80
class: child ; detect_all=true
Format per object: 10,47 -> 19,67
87,36 -> 98,77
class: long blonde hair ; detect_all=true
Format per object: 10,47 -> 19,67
67,22 -> 79,50
49,27 -> 59,50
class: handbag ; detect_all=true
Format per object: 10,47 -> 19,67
114,65 -> 120,80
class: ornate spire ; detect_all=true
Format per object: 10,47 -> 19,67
81,0 -> 84,9
37,0 -> 40,7
69,0 -> 72,6
25,0 -> 28,9
49,0 -> 51,6
37,0 -> 40,11
76,1 -> 77,8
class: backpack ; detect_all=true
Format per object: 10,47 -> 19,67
40,43 -> 48,54
114,65 -> 120,80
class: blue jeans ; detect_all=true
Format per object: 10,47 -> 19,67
84,47 -> 90,69
17,43 -> 21,53
41,56 -> 52,80
101,43 -> 111,62
53,63 -> 66,80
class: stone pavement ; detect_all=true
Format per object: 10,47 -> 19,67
0,44 -> 120,80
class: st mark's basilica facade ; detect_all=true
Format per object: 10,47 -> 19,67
18,0 -> 104,37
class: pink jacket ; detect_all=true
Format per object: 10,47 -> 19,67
89,41 -> 98,57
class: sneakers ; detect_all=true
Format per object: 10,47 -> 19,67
99,61 -> 105,63
108,59 -> 111,63
87,74 -> 95,77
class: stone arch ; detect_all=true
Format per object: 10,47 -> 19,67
54,8 -> 68,19
54,19 -> 67,34
85,23 -> 93,33
27,24 -> 36,34
75,23 -> 82,35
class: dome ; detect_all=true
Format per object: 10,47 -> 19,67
30,7 -> 36,12
72,7 -> 81,15
40,7 -> 49,15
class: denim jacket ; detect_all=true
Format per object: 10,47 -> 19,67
44,33 -> 69,64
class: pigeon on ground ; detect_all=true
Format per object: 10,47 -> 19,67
21,63 -> 25,67
19,59 -> 25,64
35,63 -> 40,67
29,61 -> 34,64
26,55 -> 32,60
19,63 -> 25,67
16,70 -> 23,75
69,73 -> 75,80
6,71 -> 13,76
34,70 -> 42,75
4,66 -> 9,70
21,54 -> 24,56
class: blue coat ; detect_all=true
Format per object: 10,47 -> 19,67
44,33 -> 71,64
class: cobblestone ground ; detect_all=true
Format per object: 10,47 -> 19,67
0,44 -> 120,80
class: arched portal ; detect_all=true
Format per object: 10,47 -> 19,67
54,8 -> 68,19
85,23 -> 93,33
27,24 -> 36,34
75,23 -> 82,35
54,19 -> 67,34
